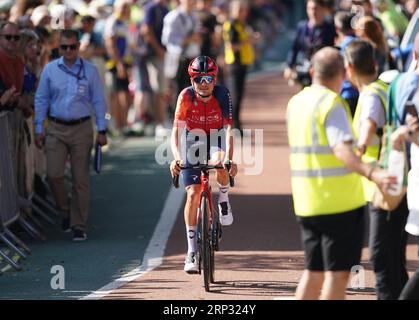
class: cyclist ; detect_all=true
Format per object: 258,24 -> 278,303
169,55 -> 238,274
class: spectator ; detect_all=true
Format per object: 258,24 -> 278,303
370,0 -> 409,39
104,0 -> 132,132
335,11 -> 357,52
284,0 -> 336,87
352,0 -> 376,15
287,46 -> 395,300
162,0 -> 201,100
222,0 -> 257,132
403,0 -> 418,19
211,1 -> 229,85
133,0 -> 169,137
16,15 -> 34,30
34,29 -> 108,242
345,39 -> 410,300
335,11 -> 359,116
389,33 -> 419,300
13,29 -> 41,200
351,0 -> 385,29
79,15 -> 106,61
0,22 -> 31,117
30,5 -> 51,29
355,16 -> 391,74
19,29 -> 41,97
248,0 -> 272,70
196,0 -> 218,60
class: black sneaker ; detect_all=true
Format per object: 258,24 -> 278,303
62,217 -> 71,233
72,229 -> 87,242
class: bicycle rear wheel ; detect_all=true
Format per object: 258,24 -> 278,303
200,193 -> 212,292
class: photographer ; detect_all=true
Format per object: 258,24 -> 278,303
284,0 -> 336,88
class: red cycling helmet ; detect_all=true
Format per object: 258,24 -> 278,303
188,55 -> 218,79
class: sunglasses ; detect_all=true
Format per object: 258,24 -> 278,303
2,34 -> 21,42
193,75 -> 214,84
60,44 -> 78,51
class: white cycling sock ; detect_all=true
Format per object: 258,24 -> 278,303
186,226 -> 197,253
218,184 -> 229,204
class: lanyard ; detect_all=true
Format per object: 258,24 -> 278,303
58,59 -> 85,81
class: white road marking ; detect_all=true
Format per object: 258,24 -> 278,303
80,187 -> 184,300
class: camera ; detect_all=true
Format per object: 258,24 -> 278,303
294,60 -> 312,87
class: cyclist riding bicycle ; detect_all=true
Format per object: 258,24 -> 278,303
169,55 -> 238,274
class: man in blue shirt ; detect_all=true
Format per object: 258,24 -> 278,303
34,29 -> 108,242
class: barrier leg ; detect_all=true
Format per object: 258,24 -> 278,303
18,217 -> 46,241
33,194 -> 59,217
4,228 -> 31,255
0,249 -> 21,271
0,233 -> 27,259
31,203 -> 56,225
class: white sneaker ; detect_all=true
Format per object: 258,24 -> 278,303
184,252 -> 199,274
219,202 -> 233,226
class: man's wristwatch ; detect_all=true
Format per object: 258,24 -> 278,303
98,130 -> 107,135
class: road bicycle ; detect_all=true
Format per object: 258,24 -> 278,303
173,162 -> 234,292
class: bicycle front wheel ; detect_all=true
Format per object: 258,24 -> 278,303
200,193 -> 212,292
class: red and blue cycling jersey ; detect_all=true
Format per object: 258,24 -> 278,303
174,85 -> 233,133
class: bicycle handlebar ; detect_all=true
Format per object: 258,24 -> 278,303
172,163 -> 235,189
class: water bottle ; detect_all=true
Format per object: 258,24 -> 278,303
406,144 -> 419,236
387,149 -> 405,196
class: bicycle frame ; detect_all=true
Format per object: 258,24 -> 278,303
197,169 -> 215,227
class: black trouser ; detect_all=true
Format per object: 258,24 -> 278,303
228,64 -> 248,130
399,269 -> 419,300
369,196 -> 409,300
399,236 -> 419,300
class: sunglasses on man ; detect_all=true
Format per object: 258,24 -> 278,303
1,34 -> 21,42
60,44 -> 78,51
193,75 -> 215,84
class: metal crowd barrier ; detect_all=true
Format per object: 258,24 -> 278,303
0,112 -> 20,227
0,111 -> 37,271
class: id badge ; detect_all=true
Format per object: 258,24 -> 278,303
78,84 -> 86,94
76,80 -> 89,96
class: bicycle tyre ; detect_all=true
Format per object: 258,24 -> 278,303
200,193 -> 211,292
210,211 -> 219,283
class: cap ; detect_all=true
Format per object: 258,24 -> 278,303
30,5 -> 51,26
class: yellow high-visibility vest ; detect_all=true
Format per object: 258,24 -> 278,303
287,86 -> 365,217
223,20 -> 255,66
352,79 -> 388,201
